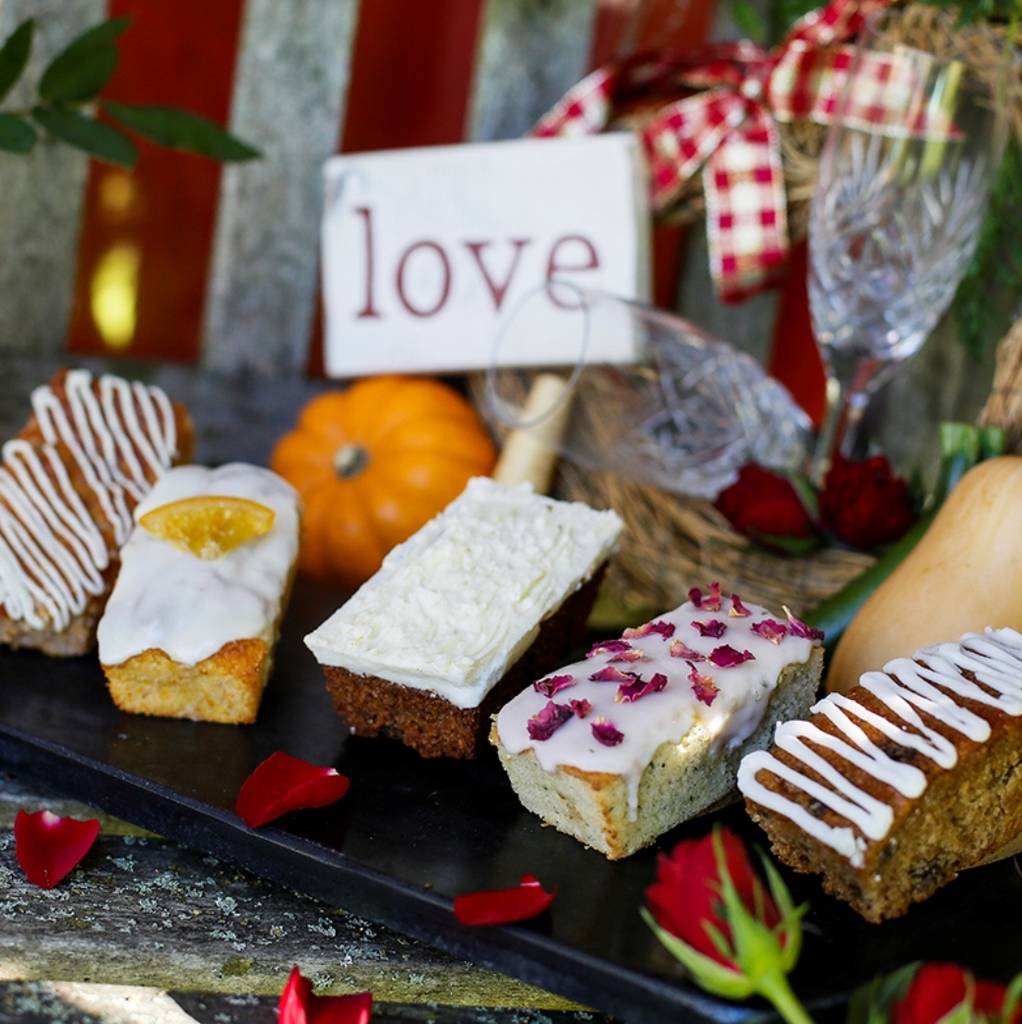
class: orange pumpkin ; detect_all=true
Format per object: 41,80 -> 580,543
271,375 -> 496,589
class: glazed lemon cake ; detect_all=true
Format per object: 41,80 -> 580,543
97,463 -> 300,724
493,587 -> 824,859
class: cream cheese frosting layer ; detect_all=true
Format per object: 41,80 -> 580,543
497,593 -> 815,818
97,463 -> 300,667
303,477 -> 623,710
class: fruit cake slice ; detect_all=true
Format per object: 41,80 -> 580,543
0,369 -> 192,655
738,627 -> 1022,922
492,588 -> 824,859
97,463 -> 301,725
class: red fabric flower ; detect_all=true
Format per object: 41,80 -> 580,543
819,455 -> 914,550
715,465 -> 815,540
236,752 -> 350,828
14,809 -> 100,889
892,963 -> 1020,1024
645,827 -> 779,969
278,966 -> 372,1024
453,874 -> 556,926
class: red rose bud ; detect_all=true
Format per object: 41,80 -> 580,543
15,809 -> 100,889
715,465 -> 816,541
819,454 -> 914,550
278,966 -> 372,1024
687,663 -> 719,706
689,582 -> 723,611
235,752 -> 350,829
591,718 -> 625,746
891,964 -> 1022,1024
454,874 -> 555,926
526,701 -> 573,741
533,673 -> 575,697
693,619 -> 727,639
709,645 -> 755,668
642,826 -> 809,1021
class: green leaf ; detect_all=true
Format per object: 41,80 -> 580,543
38,16 -> 129,103
731,0 -> 767,43
103,101 -> 259,161
746,530 -> 823,556
0,18 -> 34,103
847,962 -> 921,1024
0,112 -> 36,153
31,105 -> 135,166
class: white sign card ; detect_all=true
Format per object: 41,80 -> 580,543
321,133 -> 650,377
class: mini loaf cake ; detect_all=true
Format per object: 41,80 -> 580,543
738,628 -> 1022,923
97,463 -> 301,725
304,477 -> 622,759
0,369 -> 192,656
493,586 -> 824,859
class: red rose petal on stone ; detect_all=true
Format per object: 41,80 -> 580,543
533,673 -> 575,697
689,582 -> 722,611
278,965 -> 373,1024
729,593 -> 751,618
454,874 -> 556,926
783,605 -> 825,642
586,639 -> 631,658
687,663 -> 719,706
616,672 -> 669,703
236,752 -> 350,829
669,639 -> 705,661
589,665 -> 636,683
752,619 -> 788,644
693,619 -> 727,639
709,645 -> 755,668
624,620 -> 676,640
592,718 -> 625,746
14,809 -> 100,889
569,698 -> 592,719
526,701 -> 574,741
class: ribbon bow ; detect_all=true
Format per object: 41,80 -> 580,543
533,0 -> 891,301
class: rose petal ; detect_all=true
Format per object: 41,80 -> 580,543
533,673 -> 575,697
709,645 -> 755,668
616,672 -> 669,703
689,582 -> 722,612
669,639 -> 705,661
589,665 -> 637,684
609,648 -> 649,663
526,701 -> 574,741
586,639 -> 631,658
14,810 -> 100,889
236,752 -> 350,829
592,718 -> 625,746
692,619 -> 727,639
729,593 -> 751,618
687,663 -> 719,706
454,874 -> 556,926
569,698 -> 592,719
783,605 -> 825,642
623,620 -> 676,640
751,619 -> 788,644
279,966 -> 373,1024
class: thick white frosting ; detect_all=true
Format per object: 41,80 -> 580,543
737,627 -> 1022,868
97,463 -> 300,666
304,477 -> 623,710
497,593 -> 815,819
0,370 -> 177,631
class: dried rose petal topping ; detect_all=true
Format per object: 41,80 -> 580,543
235,752 -> 350,829
687,663 -> 720,706
533,674 -> 575,698
526,701 -> 574,741
616,672 -> 669,703
692,619 -> 727,639
589,665 -> 637,684
454,873 -> 556,926
586,638 -> 632,658
592,718 -> 625,746
729,593 -> 751,618
623,620 -> 676,640
783,605 -> 825,642
689,582 -> 722,612
569,698 -> 592,719
752,619 -> 788,644
709,644 -> 755,668
278,966 -> 372,1024
14,810 -> 100,889
609,648 -> 650,663
669,639 -> 705,661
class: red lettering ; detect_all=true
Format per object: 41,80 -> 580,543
463,239 -> 531,311
545,235 -> 600,309
354,206 -> 381,319
395,241 -> 452,318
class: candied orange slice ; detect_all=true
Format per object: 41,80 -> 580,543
139,495 -> 275,559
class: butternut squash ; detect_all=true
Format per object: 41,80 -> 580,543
827,456 -> 1022,694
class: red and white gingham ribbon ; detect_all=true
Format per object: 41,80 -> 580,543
533,0 -> 927,302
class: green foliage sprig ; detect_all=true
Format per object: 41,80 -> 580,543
0,16 -> 258,165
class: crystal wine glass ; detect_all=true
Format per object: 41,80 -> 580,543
808,9 -> 1006,478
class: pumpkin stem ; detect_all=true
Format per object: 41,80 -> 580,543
334,443 -> 368,479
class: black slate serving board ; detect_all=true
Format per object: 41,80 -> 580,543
0,580 -> 1019,1024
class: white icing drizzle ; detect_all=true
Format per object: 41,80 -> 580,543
737,627 -> 1022,867
0,371 -> 178,631
497,596 -> 815,820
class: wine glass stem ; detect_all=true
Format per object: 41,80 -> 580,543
811,363 -> 873,484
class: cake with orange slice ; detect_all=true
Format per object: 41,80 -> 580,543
97,463 -> 301,724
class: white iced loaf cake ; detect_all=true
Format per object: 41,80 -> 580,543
304,477 -> 623,759
493,585 -> 824,859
